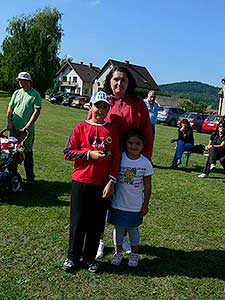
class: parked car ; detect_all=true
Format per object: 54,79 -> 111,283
70,96 -> 86,109
61,93 -> 77,106
201,115 -> 225,133
157,106 -> 185,127
177,112 -> 207,132
49,93 -> 64,104
83,101 -> 90,110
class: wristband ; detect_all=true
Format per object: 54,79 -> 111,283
110,178 -> 117,185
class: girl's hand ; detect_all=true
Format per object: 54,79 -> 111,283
90,151 -> 106,160
102,181 -> 115,198
180,125 -> 185,131
141,206 -> 149,216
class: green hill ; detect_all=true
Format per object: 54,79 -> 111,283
159,81 -> 221,108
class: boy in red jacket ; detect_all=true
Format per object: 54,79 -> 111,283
62,91 -> 120,273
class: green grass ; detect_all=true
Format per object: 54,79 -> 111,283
0,98 -> 225,300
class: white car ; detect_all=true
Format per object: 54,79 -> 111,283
83,102 -> 90,110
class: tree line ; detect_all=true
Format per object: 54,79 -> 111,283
159,81 -> 220,109
0,7 -> 63,97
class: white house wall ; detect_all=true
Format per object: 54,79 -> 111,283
56,67 -> 82,94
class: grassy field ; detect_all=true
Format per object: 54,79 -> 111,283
0,98 -> 225,300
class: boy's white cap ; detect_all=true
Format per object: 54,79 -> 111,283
16,72 -> 32,81
90,91 -> 110,105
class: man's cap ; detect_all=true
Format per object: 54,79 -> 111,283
90,91 -> 110,105
16,72 -> 32,81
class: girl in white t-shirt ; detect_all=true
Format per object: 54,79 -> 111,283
108,128 -> 153,267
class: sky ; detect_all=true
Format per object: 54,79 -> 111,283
0,0 -> 224,87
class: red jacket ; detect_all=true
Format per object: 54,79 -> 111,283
64,121 -> 120,185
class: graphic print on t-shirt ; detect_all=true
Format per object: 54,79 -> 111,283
89,136 -> 112,157
124,168 -> 136,184
119,166 -> 145,188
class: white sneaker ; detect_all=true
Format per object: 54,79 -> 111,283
177,159 -> 181,166
210,163 -> 216,170
198,173 -> 207,178
122,236 -> 131,254
96,239 -> 104,259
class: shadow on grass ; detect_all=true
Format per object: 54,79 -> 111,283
155,163 -> 225,177
101,245 -> 225,280
0,180 -> 70,207
154,164 -> 197,173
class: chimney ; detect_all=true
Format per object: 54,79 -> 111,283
124,60 -> 130,64
88,63 -> 93,68
80,61 -> 83,65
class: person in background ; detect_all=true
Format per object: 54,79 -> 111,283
7,72 -> 42,184
198,121 -> 225,178
108,128 -> 153,268
144,90 -> 158,143
90,66 -> 153,259
170,118 -> 194,168
62,91 -> 120,273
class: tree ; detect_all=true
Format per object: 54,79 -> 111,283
181,100 -> 207,113
0,7 -> 63,97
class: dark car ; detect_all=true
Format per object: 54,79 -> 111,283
157,106 -> 185,127
201,115 -> 225,133
70,96 -> 86,109
61,93 -> 77,106
49,93 -> 64,104
177,112 -> 207,132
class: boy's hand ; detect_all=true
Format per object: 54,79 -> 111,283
102,181 -> 115,198
141,205 -> 149,216
90,151 -> 106,160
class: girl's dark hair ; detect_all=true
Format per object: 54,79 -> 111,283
124,128 -> 145,144
103,66 -> 137,96
179,118 -> 191,129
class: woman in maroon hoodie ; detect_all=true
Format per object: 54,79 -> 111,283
102,66 -> 153,159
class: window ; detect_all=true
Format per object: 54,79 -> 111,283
73,77 -> 77,83
63,76 -> 67,82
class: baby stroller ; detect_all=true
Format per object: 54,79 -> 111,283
0,129 -> 28,192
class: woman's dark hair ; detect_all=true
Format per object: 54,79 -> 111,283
217,120 -> 225,131
124,128 -> 145,144
179,118 -> 191,130
103,66 -> 137,96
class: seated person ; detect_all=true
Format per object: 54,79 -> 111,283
198,121 -> 225,178
170,118 -> 194,168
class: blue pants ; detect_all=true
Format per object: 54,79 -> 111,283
172,140 -> 193,167
113,225 -> 140,246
